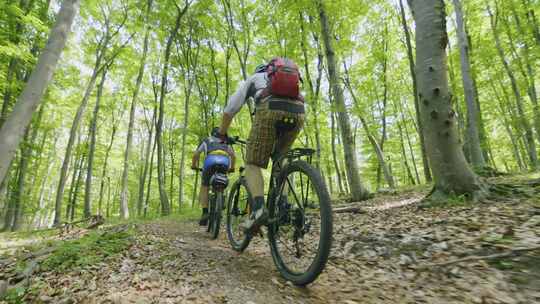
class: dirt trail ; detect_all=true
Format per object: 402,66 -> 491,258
1,189 -> 539,303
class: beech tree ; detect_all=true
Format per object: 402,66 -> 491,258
408,0 -> 487,199
0,0 -> 79,186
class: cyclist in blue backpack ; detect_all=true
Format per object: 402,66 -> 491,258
192,127 -> 236,226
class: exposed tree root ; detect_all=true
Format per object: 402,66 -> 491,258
418,182 -> 489,208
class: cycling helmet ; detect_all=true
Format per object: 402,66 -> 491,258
254,64 -> 267,74
211,127 -> 220,137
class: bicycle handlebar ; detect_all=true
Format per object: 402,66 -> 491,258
227,136 -> 246,145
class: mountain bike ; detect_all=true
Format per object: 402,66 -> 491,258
226,137 -> 333,286
194,137 -> 245,239
194,162 -> 231,240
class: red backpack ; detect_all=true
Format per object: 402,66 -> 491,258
263,57 -> 303,101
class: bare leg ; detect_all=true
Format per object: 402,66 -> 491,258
199,185 -> 209,208
245,164 -> 264,198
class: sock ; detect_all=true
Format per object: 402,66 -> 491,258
252,196 -> 264,210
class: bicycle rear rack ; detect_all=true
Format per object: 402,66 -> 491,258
285,148 -> 316,163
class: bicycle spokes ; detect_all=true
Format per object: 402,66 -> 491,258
272,169 -> 322,274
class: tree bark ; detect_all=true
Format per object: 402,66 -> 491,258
0,0 -> 79,187
397,119 -> 417,185
66,133 -> 83,222
145,130 -> 158,217
70,151 -> 87,222
398,0 -> 432,183
408,0 -> 486,199
97,121 -> 118,217
178,84 -> 191,209
138,108 -> 156,217
330,112 -> 345,194
83,68 -> 108,219
317,0 -> 369,201
452,0 -> 485,168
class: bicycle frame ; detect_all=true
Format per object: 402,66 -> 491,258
267,148 -> 316,210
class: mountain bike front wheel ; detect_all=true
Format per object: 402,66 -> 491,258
267,160 -> 333,286
226,178 -> 252,252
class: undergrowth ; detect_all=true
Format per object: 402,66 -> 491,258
40,228 -> 133,272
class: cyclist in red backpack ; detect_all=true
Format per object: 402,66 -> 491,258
215,57 -> 305,231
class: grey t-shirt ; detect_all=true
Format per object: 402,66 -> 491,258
224,73 -> 268,115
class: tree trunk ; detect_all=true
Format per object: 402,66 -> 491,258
398,0 -> 432,183
138,109 -> 156,217
145,133 -> 158,217
330,112 -> 345,194
66,136 -> 83,221
168,127 -> 176,211
343,64 -> 395,189
157,10 -> 183,217
299,13 -> 324,170
0,0 -> 79,186
70,152 -> 87,222
317,0 -> 369,201
0,59 -> 18,129
4,129 -> 30,231
97,123 -> 118,217
488,4 -> 538,169
510,5 -> 540,148
0,0 -> 39,128
447,39 -> 467,154
523,0 -> 540,45
408,0 -> 486,199
54,61 -> 103,226
84,69 -> 108,219
178,86 -> 191,209
397,120 -> 416,185
452,0 -> 485,168
490,80 -> 525,170
119,0 -> 153,220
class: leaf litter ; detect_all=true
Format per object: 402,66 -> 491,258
0,183 -> 539,303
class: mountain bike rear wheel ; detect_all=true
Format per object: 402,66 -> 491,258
267,160 -> 333,286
